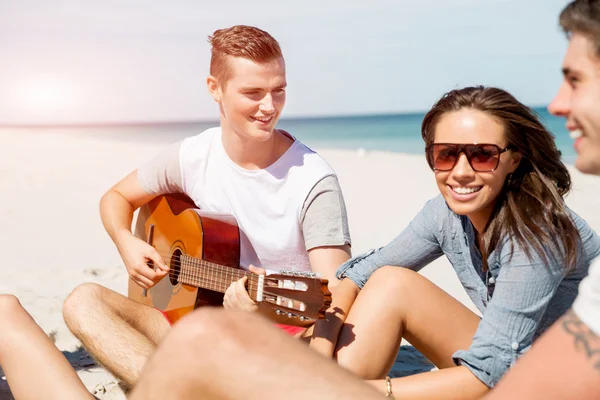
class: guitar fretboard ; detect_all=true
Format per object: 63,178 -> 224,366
177,254 -> 261,299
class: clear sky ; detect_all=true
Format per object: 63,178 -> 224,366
0,0 -> 571,125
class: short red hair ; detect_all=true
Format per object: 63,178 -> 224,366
208,25 -> 283,84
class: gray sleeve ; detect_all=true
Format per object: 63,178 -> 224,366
300,175 -> 351,251
336,196 -> 445,288
137,141 -> 184,195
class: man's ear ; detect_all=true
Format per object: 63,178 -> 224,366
206,75 -> 222,102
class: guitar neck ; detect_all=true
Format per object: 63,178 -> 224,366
178,254 -> 261,299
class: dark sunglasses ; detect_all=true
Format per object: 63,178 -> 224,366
426,143 -> 512,172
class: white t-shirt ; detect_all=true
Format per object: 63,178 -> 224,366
137,127 -> 351,273
573,256 -> 600,335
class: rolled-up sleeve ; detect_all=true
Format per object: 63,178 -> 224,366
453,246 -> 567,387
336,197 -> 445,288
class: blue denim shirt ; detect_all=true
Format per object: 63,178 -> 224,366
336,195 -> 600,388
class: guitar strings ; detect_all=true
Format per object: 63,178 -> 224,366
144,251 -> 261,295
149,251 -> 319,291
136,251 -> 318,308
155,254 -> 255,284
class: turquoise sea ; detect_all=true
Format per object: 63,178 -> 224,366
22,106 -> 575,164
280,106 -> 575,164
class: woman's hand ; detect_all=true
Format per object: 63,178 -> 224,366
309,278 -> 361,357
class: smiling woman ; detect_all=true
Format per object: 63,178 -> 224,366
321,85 -> 600,399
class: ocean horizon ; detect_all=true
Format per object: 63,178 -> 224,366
2,106 -> 576,164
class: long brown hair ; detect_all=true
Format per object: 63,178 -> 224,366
422,86 -> 581,270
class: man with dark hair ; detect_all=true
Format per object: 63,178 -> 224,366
483,1 -> 600,397
60,24 -> 352,389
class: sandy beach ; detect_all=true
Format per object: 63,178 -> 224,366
1,129 -> 599,399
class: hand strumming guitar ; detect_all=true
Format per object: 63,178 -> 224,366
116,231 -> 169,290
223,265 -> 266,312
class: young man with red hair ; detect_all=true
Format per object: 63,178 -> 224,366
60,25 -> 351,389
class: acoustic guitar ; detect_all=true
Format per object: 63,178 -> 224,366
128,194 -> 332,325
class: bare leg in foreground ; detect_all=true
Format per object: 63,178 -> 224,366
1,294 -> 379,400
0,294 -> 94,400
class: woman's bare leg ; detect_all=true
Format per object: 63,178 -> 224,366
0,294 -> 93,400
130,308 -> 383,400
336,266 -> 481,378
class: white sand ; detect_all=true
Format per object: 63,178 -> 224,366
1,129 -> 599,399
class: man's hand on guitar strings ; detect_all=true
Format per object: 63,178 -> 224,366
118,234 -> 169,290
223,265 -> 265,312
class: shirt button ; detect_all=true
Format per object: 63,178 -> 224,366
489,276 -> 496,284
511,342 -> 519,351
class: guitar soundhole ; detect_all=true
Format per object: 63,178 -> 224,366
169,249 -> 183,286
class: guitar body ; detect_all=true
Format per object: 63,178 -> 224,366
128,194 -> 240,324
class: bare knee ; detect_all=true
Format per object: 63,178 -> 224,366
369,265 -> 417,281
0,294 -> 26,326
335,267 -> 419,351
62,283 -> 104,330
0,295 -> 30,361
365,266 -> 420,297
0,294 -> 21,312
0,294 -> 37,352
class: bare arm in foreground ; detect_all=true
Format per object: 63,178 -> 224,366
0,297 -> 485,400
134,282 -> 488,400
131,308 -> 384,400
2,294 -> 380,400
484,309 -> 600,400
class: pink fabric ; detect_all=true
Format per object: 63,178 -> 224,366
275,324 -> 307,336
158,309 -> 306,336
